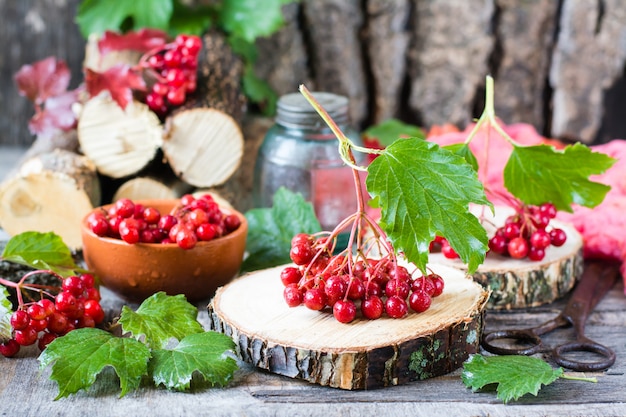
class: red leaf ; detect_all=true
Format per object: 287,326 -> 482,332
98,29 -> 168,55
85,64 -> 146,109
28,89 -> 80,139
13,57 -> 71,104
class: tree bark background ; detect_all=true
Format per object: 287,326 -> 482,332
1,0 -> 625,148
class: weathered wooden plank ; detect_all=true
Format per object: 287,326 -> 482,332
4,0 -> 626,148
302,0 -> 368,127
550,0 -> 626,143
493,0 -> 559,132
253,2 -> 311,100
407,0 -> 495,128
364,0 -> 411,123
0,0 -> 84,147
0,272 -> 624,416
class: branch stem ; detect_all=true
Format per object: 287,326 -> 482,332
463,75 -> 520,147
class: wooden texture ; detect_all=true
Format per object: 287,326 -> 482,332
208,264 -> 489,389
193,30 -> 247,124
0,190 -> 623,417
0,247 -> 624,415
0,148 -> 99,249
77,95 -> 163,179
2,1 -> 626,147
162,108 -> 244,188
111,176 -> 193,202
408,0 -> 494,128
430,213 -> 585,309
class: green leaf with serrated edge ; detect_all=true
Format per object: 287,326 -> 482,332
218,0 -> 289,42
504,143 -> 616,212
76,0 -> 173,38
1,231 -> 78,276
443,143 -> 479,171
0,286 -> 13,342
242,187 -> 322,272
149,331 -> 238,391
366,138 -> 491,274
119,292 -> 204,349
39,328 -> 150,400
364,119 -> 424,148
462,354 -> 564,403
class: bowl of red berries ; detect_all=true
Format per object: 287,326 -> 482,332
80,194 -> 247,303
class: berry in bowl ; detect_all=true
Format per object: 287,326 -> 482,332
81,194 -> 247,303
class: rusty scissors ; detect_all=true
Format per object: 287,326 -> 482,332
481,262 -> 619,372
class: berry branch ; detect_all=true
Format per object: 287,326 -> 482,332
0,270 -> 104,357
0,270 -> 63,307
428,75 -> 614,262
464,75 -> 517,147
277,86 -> 448,323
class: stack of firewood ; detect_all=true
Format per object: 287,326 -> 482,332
0,31 -> 263,250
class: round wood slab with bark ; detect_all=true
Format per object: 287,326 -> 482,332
208,264 -> 489,390
429,207 -> 584,310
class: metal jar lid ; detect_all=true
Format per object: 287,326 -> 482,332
275,92 -> 350,129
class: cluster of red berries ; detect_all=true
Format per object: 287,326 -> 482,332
87,194 -> 241,250
0,274 -> 104,358
144,34 -> 202,117
487,202 -> 567,261
281,233 -> 444,323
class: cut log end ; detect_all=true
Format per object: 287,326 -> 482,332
208,264 -> 489,390
0,172 -> 94,250
77,94 -> 163,179
163,108 -> 244,188
112,176 -> 193,202
430,207 -> 585,310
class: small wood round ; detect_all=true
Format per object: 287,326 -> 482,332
0,149 -> 99,250
162,108 -> 244,188
77,94 -> 163,179
429,207 -> 584,310
208,264 -> 489,390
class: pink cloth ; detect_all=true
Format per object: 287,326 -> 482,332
428,122 -> 626,293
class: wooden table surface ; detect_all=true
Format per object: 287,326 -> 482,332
1,146 -> 626,416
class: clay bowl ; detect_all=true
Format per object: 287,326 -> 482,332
80,199 -> 247,303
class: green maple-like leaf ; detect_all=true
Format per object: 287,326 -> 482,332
76,0 -> 174,37
366,138 -> 491,274
119,292 -> 204,349
1,231 -> 78,276
0,286 -> 13,342
462,354 -> 564,403
242,187 -> 322,272
150,331 -> 238,391
219,0 -> 290,43
39,328 -> 151,400
504,143 -> 616,212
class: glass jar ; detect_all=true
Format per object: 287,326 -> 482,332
253,92 -> 364,233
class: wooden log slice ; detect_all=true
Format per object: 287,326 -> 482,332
162,108 -> 243,188
112,176 -> 193,202
429,207 -> 584,310
208,264 -> 489,390
0,149 -> 100,249
77,94 -> 163,178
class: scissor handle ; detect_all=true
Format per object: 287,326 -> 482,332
552,340 -> 616,372
482,329 -> 544,356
